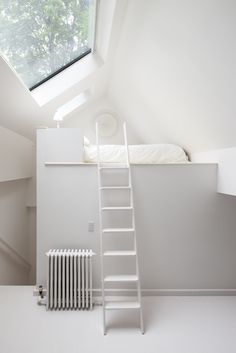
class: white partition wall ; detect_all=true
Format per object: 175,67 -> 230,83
37,128 -> 98,286
37,129 -> 236,292
192,148 -> 236,196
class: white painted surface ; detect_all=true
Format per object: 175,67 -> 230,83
0,257 -> 29,285
192,147 -> 236,196
0,48 -> 106,139
0,126 -> 34,182
0,237 -> 31,271
0,179 -> 33,284
108,0 -> 236,152
1,0 -> 236,154
132,164 -> 236,289
0,180 -> 29,261
0,126 -> 36,284
1,286 -> 236,353
0,1 -> 127,140
44,128 -> 83,163
37,131 -> 236,289
31,53 -> 103,107
95,0 -> 117,60
27,207 -> 36,285
64,97 -> 139,144
53,91 -> 91,122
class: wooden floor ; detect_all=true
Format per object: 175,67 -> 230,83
1,286 -> 236,353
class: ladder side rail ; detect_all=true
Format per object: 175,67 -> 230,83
123,122 -> 130,167
123,122 -> 144,334
129,175 -> 144,334
96,122 -> 101,168
96,123 -> 106,335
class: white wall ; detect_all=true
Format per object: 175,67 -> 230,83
0,126 -> 36,284
108,0 -> 236,153
0,0 -> 126,140
2,0 -> 236,154
37,129 -> 236,290
0,179 -> 31,284
27,206 -> 36,284
0,126 -> 34,182
0,250 -> 29,285
192,147 -> 236,196
64,97 -> 139,144
133,164 -> 236,289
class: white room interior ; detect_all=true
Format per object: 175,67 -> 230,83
1,0 -> 236,351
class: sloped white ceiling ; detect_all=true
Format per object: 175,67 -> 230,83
107,0 -> 236,153
0,53 -> 108,140
0,0 -> 121,141
1,0 -> 236,153
0,56 -> 46,138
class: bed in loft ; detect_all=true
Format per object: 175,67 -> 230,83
83,139 -> 189,164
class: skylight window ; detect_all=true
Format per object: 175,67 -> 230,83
0,0 -> 95,90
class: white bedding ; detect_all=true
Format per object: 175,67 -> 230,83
84,144 -> 188,164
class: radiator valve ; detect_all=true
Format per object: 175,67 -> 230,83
39,285 -> 44,299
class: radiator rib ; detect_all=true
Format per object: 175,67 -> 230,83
46,249 -> 93,310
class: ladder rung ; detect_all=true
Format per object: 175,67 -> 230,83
99,162 -> 128,165
103,251 -> 136,256
100,186 -> 131,190
104,275 -> 138,282
105,301 -> 140,310
99,166 -> 128,170
102,228 -> 135,233
102,207 -> 133,211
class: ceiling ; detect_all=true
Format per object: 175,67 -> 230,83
0,0 -> 121,140
1,0 -> 236,153
107,0 -> 236,153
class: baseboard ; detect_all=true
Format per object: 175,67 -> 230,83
33,287 -> 236,298
92,288 -> 236,298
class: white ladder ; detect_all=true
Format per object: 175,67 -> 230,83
96,122 -> 144,335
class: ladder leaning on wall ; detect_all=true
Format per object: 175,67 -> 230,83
96,122 -> 144,335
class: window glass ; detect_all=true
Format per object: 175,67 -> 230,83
0,0 -> 94,89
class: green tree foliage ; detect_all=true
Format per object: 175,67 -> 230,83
0,0 -> 93,88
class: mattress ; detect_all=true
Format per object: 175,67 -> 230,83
83,144 -> 188,164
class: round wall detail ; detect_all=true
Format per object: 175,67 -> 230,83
94,112 -> 118,137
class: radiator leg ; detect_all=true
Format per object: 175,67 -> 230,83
140,307 -> 144,334
103,309 -> 106,335
89,255 -> 92,310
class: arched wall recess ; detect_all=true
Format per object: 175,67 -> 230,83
94,111 -> 119,137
